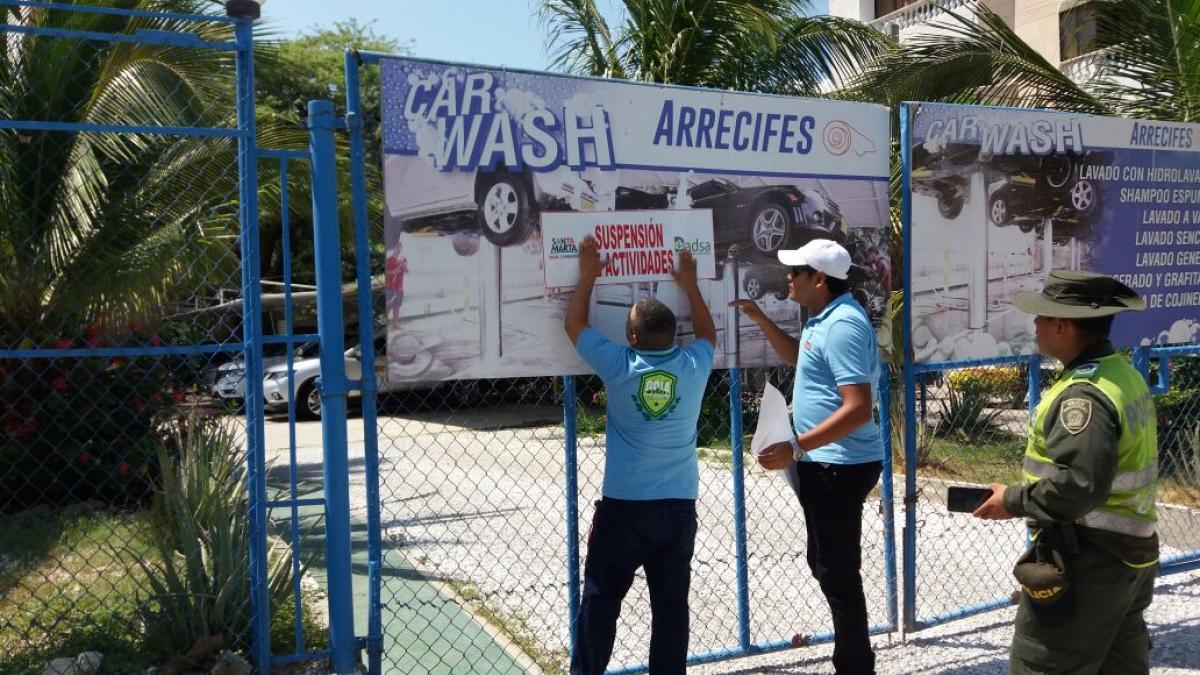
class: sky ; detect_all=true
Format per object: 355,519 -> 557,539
266,0 -> 829,70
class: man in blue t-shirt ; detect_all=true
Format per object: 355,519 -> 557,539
565,235 -> 716,675
730,238 -> 883,675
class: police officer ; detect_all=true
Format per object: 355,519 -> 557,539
973,270 -> 1159,674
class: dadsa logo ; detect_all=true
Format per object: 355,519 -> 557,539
673,236 -> 712,255
550,237 -> 579,255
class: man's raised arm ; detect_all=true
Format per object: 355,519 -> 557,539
564,235 -> 602,344
671,250 -> 716,345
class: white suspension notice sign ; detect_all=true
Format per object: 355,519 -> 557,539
542,209 -> 717,287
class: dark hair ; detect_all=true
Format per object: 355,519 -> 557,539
825,275 -> 850,296
630,298 -> 677,349
1069,315 -> 1115,343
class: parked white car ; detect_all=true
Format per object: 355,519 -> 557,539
261,335 -> 439,420
211,341 -> 319,403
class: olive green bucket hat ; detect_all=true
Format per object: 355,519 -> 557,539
1013,270 -> 1146,318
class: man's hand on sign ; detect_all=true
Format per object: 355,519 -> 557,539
971,484 -> 1014,520
671,249 -> 699,289
728,299 -> 766,324
757,441 -> 794,471
579,235 -> 602,281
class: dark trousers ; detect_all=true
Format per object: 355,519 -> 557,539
571,497 -> 698,675
794,460 -> 883,675
1010,542 -> 1156,674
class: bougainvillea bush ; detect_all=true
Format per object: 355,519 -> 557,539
0,323 -> 206,511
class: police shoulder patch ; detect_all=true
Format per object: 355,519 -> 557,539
1071,362 -> 1099,378
1059,397 -> 1092,434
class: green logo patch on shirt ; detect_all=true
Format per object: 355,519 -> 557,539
632,370 -> 680,420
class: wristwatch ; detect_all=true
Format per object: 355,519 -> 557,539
789,436 -> 805,461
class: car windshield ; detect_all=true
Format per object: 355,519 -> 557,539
294,341 -> 320,359
687,179 -> 736,200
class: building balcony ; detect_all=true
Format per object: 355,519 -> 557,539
869,0 -> 980,36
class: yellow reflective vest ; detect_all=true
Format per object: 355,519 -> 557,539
1024,354 -> 1158,538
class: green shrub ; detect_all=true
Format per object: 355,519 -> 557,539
137,416 -> 304,663
936,367 -> 1018,440
0,322 -> 205,511
947,366 -> 1026,404
1155,386 -> 1200,477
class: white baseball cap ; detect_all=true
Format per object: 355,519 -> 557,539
777,239 -> 852,280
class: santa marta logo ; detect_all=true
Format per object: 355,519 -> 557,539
633,371 -> 681,420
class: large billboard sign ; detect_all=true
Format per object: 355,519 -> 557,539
906,102 -> 1200,362
381,56 -> 891,381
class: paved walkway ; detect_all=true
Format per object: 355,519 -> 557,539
265,461 -> 532,673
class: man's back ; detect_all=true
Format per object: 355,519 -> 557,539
575,328 -> 714,500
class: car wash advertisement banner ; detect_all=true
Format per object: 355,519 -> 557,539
380,55 -> 890,381
905,102 -> 1200,363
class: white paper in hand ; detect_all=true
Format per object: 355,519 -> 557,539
750,383 -> 795,457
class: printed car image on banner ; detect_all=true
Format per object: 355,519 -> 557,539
381,56 -> 891,381
906,102 -> 1200,363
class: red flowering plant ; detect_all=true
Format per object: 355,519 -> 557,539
0,320 -> 208,511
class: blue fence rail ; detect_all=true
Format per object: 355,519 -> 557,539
6,6 -> 1199,671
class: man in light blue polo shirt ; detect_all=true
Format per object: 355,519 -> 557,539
730,238 -> 883,675
565,235 -> 716,675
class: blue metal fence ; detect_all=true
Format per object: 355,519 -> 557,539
8,9 -> 1197,670
337,48 -> 899,675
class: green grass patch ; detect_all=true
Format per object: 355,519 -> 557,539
0,505 -> 158,674
445,579 -> 568,674
575,408 -> 606,437
915,437 -> 1026,485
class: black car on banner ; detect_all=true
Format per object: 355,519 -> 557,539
985,151 -> 1112,237
616,178 -> 847,261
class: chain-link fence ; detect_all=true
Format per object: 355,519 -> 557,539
0,3 -> 325,671
903,357 -> 1039,628
362,368 -> 896,674
903,349 -> 1200,631
1146,346 -> 1200,570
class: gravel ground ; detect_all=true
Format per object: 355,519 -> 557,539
268,411 -> 1200,674
694,567 -> 1200,674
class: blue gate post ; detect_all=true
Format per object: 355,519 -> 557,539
878,370 -> 898,630
898,103 -> 920,633
729,369 -> 752,649
308,99 -> 359,674
342,49 -> 385,675
231,14 -> 271,670
563,375 -> 582,659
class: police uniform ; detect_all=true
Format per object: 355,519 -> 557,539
1004,271 -> 1159,675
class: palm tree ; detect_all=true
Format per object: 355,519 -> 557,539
851,1 -> 1200,122
538,0 -> 890,94
0,1 -> 242,345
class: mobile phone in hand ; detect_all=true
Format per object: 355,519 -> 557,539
946,486 -> 992,513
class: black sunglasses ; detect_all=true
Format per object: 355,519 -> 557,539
789,265 -> 817,276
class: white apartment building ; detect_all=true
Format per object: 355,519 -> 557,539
830,0 -> 1102,80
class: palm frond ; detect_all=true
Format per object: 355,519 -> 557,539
0,0 -> 237,335
1087,0 -> 1200,122
851,7 -> 1107,113
728,14 -> 893,95
538,0 -> 626,78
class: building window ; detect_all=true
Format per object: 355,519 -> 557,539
875,0 -> 921,18
1060,1 -> 1102,61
